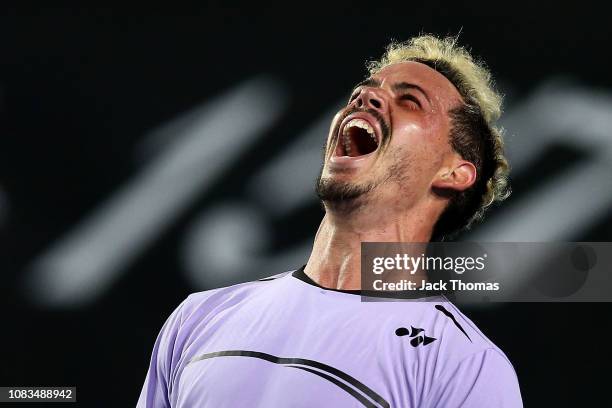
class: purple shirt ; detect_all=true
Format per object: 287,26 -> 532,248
137,268 -> 523,407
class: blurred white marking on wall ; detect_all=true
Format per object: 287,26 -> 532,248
502,79 -> 612,171
182,202 -> 311,289
182,82 -> 612,290
181,106 -> 343,288
25,76 -> 612,304
26,77 -> 287,308
466,80 -> 612,302
476,80 -> 612,242
248,105 -> 342,215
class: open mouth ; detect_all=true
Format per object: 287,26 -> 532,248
335,118 -> 380,158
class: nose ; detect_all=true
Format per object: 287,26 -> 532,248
353,87 -> 387,113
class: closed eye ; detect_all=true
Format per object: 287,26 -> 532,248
399,94 -> 421,109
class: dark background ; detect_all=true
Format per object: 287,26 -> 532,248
1,5 -> 611,406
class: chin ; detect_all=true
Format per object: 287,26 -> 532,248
316,174 -> 377,205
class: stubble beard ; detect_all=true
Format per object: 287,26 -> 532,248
315,149 -> 411,215
315,174 -> 379,214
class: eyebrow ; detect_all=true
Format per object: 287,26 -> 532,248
351,78 -> 431,105
355,77 -> 382,89
392,82 -> 431,104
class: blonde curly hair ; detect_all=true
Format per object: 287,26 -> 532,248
368,35 -> 511,239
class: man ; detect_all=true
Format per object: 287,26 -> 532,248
137,35 -> 522,407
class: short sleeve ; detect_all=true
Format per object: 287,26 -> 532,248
136,299 -> 187,408
427,348 -> 523,408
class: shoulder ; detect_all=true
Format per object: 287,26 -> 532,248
176,270 -> 294,324
152,270 -> 295,359
388,297 -> 517,376
415,299 -> 523,406
425,345 -> 523,407
418,297 -> 511,359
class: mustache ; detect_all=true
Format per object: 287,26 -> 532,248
330,107 -> 392,151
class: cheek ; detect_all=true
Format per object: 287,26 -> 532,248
327,112 -> 342,143
324,112 -> 343,152
329,112 -> 342,137
377,147 -> 434,204
385,124 -> 447,182
391,110 -> 439,142
390,119 -> 439,158
392,115 -> 450,159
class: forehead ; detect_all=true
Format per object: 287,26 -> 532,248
372,61 -> 463,107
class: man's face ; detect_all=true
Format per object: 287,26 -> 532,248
317,61 -> 464,213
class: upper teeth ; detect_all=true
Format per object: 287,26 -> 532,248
343,118 -> 376,138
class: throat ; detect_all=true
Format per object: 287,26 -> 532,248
306,212 -> 437,289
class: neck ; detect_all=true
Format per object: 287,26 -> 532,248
304,202 -> 438,290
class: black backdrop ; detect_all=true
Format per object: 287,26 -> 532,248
1,5 -> 611,407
